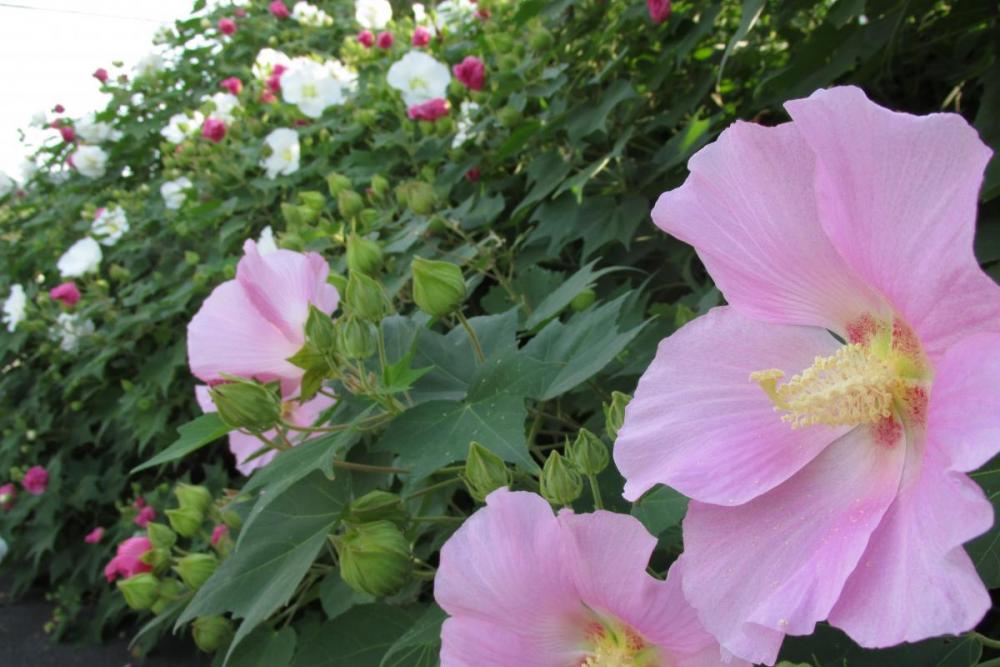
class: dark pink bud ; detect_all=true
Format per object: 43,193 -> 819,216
647,0 -> 671,23
266,64 -> 287,93
202,117 -> 227,143
134,505 -> 156,528
54,104 -> 65,114
60,125 -> 76,143
453,56 -> 485,91
220,76 -> 243,95
84,527 -> 105,544
465,166 -> 481,182
269,0 -> 290,19
260,90 -> 277,104
93,68 -> 109,83
218,17 -> 237,35
0,483 -> 15,510
475,8 -> 491,20
412,26 -> 431,47
293,118 -> 311,127
133,497 -> 146,509
376,31 -> 394,49
22,466 -> 49,495
103,536 -> 153,582
211,524 -> 229,546
357,30 -> 375,47
407,98 -> 450,121
50,282 -> 81,306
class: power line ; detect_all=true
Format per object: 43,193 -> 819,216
0,1 -> 178,23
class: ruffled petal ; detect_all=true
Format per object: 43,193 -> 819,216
828,442 -> 992,647
785,86 -> 1000,360
187,280 -> 303,388
652,119 -> 882,333
928,333 -> 1000,472
615,306 -> 846,505
229,430 -> 277,475
681,427 -> 906,665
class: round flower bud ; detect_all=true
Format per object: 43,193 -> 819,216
192,615 -> 234,652
566,428 -> 609,475
411,257 -> 466,318
540,451 -> 583,506
346,490 -> 407,526
345,271 -> 390,322
497,105 -> 522,128
530,28 -> 554,51
298,190 -> 326,212
338,189 -> 365,220
146,522 -> 177,550
603,391 -> 632,441
281,202 -> 304,227
325,172 -> 352,197
462,441 -> 510,502
166,506 -> 204,538
174,553 -> 218,590
209,378 -> 282,432
117,572 -> 159,610
570,288 -> 596,311
150,578 -> 185,615
370,175 -> 390,199
346,233 -> 383,275
174,483 -> 213,514
398,181 -> 436,215
334,521 -> 411,597
337,316 -> 377,360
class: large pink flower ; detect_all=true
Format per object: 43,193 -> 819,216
103,536 -> 152,582
435,489 -> 742,667
187,239 -> 339,395
614,86 -> 1000,664
195,385 -> 334,475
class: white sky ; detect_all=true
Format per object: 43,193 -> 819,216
0,0 -> 195,179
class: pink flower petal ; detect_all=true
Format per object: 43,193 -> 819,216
228,430 -> 278,475
828,443 -> 992,646
615,307 -> 847,505
927,333 -> 1000,473
187,280 -> 303,388
681,426 -> 906,665
652,120 -> 883,333
785,85 -> 1000,360
440,616 -> 553,667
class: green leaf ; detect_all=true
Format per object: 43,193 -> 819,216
319,570 -> 373,621
229,627 -> 298,667
523,260 -> 623,330
717,0 -> 767,84
381,350 -> 433,395
131,413 -> 230,473
178,471 -> 352,664
292,605 -> 416,667
967,454 -> 1000,587
380,604 -> 446,667
565,80 -> 637,143
631,485 -> 688,536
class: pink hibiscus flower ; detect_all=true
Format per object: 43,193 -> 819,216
84,527 -> 105,544
615,86 -> 1000,664
195,385 -> 334,475
103,536 -> 153,582
50,281 -> 81,306
134,505 -> 156,528
435,489 -> 743,666
22,466 -> 49,495
407,98 -> 450,122
187,240 -> 339,396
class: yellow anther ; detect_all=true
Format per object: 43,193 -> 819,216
751,344 -> 903,429
581,616 -> 659,667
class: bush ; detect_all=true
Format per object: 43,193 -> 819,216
1,0 -> 998,663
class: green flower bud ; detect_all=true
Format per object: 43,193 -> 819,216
184,250 -> 200,266
297,204 -> 320,224
345,271 -> 390,322
463,442 -> 511,502
146,522 -> 177,550
566,428 -> 609,475
346,490 -> 408,526
174,483 -> 213,514
326,172 -> 352,197
399,181 -> 436,215
354,108 -> 376,126
338,190 -> 365,220
570,288 -> 596,311
334,521 -> 411,597
174,553 -> 218,590
346,233 -> 383,275
145,546 -> 172,573
117,573 -> 160,610
299,190 -> 326,212
411,257 -> 466,317
603,391 -> 632,441
499,54 -> 520,72
359,208 -> 379,227
530,28 -> 554,51
209,378 -> 282,431
150,578 -> 185,615
221,510 -> 243,530
540,451 -> 583,506
166,506 -> 204,538
370,175 -> 390,198
192,615 -> 233,653
337,316 -> 377,360
109,264 -> 131,282
497,105 -> 521,128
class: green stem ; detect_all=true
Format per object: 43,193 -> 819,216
411,515 -> 465,523
588,474 -> 604,510
977,659 -> 1000,667
456,311 -> 485,364
972,632 -> 1000,650
404,477 -> 462,501
376,325 -> 389,375
331,460 -> 409,474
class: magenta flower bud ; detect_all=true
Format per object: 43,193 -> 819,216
647,0 -> 671,23
407,98 -> 450,121
452,56 -> 485,91
266,64 -> 286,93
103,536 -> 153,582
412,26 -> 431,47
357,30 -> 375,48
84,527 -> 105,544
376,31 -> 394,49
134,505 -> 156,528
269,0 -> 290,19
0,483 -> 15,510
210,524 -> 229,546
22,466 -> 49,495
93,68 -> 108,83
201,117 -> 227,143
465,166 -> 481,182
54,104 -> 64,114
59,125 -> 76,143
50,281 -> 81,306
220,76 -> 243,95
218,17 -> 237,35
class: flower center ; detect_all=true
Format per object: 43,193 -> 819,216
302,83 -> 318,98
408,75 -> 428,91
579,618 -> 660,667
281,147 -> 295,162
750,316 -> 930,436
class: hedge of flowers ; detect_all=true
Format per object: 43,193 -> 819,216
2,0 -> 1000,665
